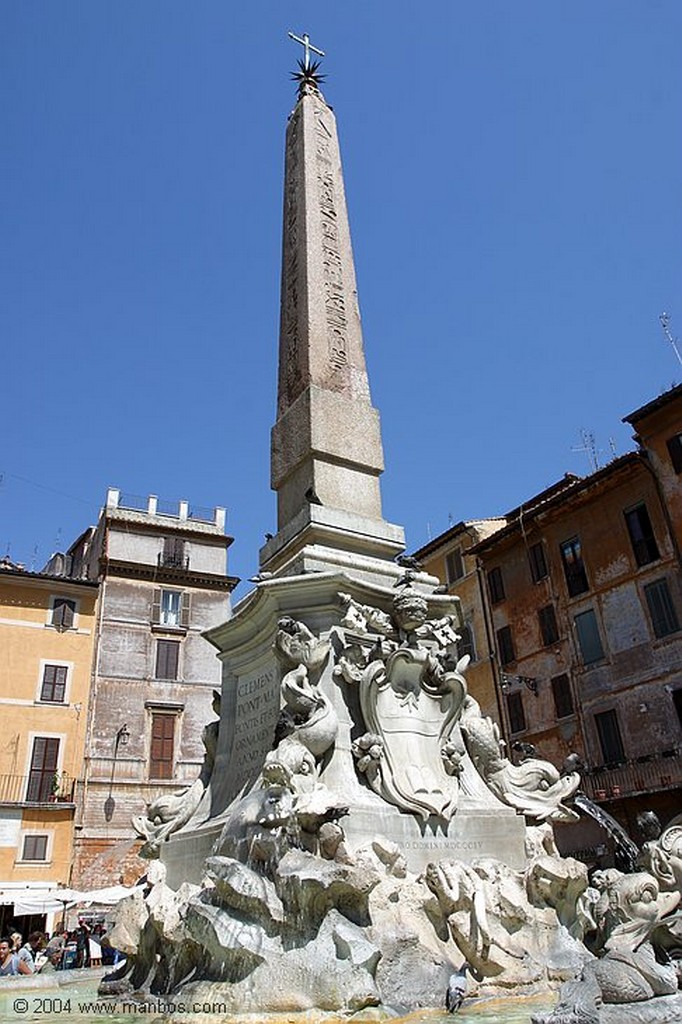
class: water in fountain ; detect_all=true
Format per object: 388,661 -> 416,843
572,791 -> 639,872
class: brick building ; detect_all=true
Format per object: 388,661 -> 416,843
415,385 -> 682,858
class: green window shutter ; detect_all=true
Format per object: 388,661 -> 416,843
151,589 -> 161,624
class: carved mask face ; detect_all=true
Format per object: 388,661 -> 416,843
393,591 -> 428,632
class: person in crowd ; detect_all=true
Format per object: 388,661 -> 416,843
10,932 -> 22,954
17,932 -> 45,974
75,920 -> 91,968
0,937 -> 31,977
44,930 -> 66,970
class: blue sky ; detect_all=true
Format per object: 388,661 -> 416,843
3,2 -> 681,595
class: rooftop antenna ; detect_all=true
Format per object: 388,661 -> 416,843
660,312 -> 682,368
29,544 -> 39,572
571,428 -> 600,473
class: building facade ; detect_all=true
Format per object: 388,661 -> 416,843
413,518 -> 505,724
0,561 -> 98,931
416,385 -> 682,860
68,488 -> 238,887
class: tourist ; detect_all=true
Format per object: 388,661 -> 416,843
0,937 -> 31,977
9,932 -> 22,954
17,932 -> 45,974
75,920 -> 91,968
44,930 -> 66,970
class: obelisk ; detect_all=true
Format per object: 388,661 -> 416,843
261,43 -> 405,581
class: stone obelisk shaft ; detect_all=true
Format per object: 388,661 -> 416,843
262,84 -> 404,577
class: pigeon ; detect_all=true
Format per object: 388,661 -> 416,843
248,571 -> 274,583
264,532 -> 274,541
512,740 -> 537,761
445,963 -> 469,1012
395,554 -> 422,570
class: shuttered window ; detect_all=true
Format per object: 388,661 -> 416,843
595,709 -> 625,765
496,625 -> 515,666
624,504 -> 659,567
22,835 -> 48,861
507,692 -> 527,734
488,567 -> 505,604
551,673 -> 574,719
150,714 -> 175,780
51,598 -> 76,630
155,640 -> 180,680
644,579 -> 680,638
667,434 -> 682,473
40,665 -> 68,703
26,737 -> 60,802
528,542 -> 548,583
538,604 -> 559,646
575,609 -> 605,665
445,548 -> 464,584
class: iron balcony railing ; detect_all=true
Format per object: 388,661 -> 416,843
582,748 -> 682,802
157,552 -> 190,570
0,772 -> 76,805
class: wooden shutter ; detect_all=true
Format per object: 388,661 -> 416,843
150,714 -> 175,779
151,588 -> 161,624
155,640 -> 179,679
180,592 -> 191,628
53,598 -> 75,630
27,737 -> 60,801
41,665 -> 67,702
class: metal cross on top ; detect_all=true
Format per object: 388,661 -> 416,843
288,30 -> 325,70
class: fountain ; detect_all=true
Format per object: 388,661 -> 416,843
102,37 -> 682,1024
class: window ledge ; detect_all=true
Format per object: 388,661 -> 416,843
150,623 -> 187,636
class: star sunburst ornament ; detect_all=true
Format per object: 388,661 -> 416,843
291,58 -> 326,96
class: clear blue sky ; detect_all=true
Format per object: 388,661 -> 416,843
3,2 -> 681,596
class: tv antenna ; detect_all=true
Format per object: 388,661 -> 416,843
660,312 -> 682,368
571,428 -> 600,473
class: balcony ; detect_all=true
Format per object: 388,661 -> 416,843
582,748 -> 682,802
0,773 -> 76,806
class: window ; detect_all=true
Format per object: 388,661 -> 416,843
161,536 -> 186,569
445,548 -> 464,584
560,537 -> 589,597
497,625 -> 515,666
21,834 -> 48,862
507,691 -> 527,734
50,597 -> 76,631
487,567 -> 505,604
149,714 -> 175,779
551,673 -> 574,719
155,639 -> 180,680
624,504 -> 659,567
574,609 -> 605,665
595,709 -> 625,765
457,623 -> 476,663
538,604 -> 559,646
40,665 -> 67,703
529,542 -> 548,583
644,579 -> 680,638
152,589 -> 189,629
26,737 -> 60,802
667,434 -> 682,473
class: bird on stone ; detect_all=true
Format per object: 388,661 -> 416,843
395,554 -> 422,571
248,571 -> 274,583
432,584 -> 448,594
445,963 -> 469,1012
264,532 -> 274,541
305,486 -> 323,505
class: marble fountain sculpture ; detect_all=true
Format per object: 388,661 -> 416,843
107,576 -> 682,1021
105,41 -> 682,1022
